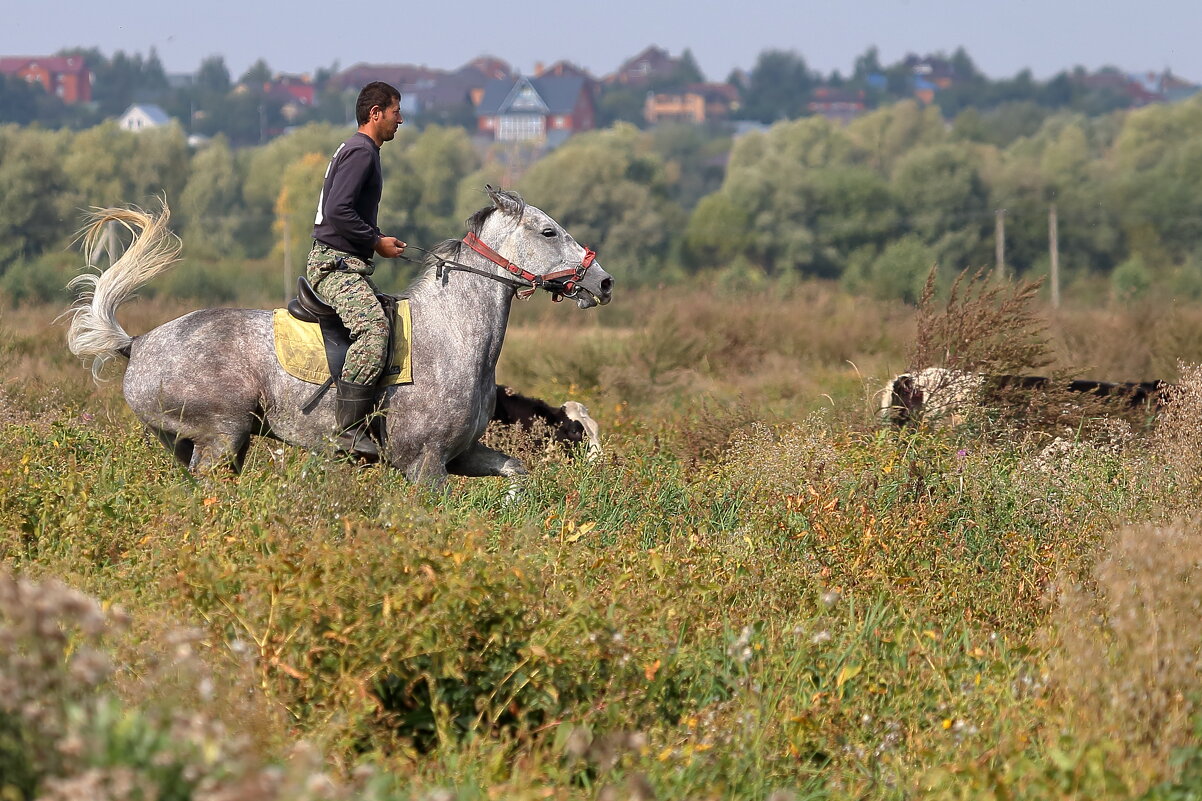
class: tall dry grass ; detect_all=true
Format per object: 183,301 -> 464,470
1051,519 -> 1202,784
9,272 -> 1202,799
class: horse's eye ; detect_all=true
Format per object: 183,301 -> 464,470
541,228 -> 557,238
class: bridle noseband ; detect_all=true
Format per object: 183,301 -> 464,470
461,232 -> 596,301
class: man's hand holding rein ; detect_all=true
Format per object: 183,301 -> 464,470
375,236 -> 406,259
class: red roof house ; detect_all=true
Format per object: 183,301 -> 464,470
0,55 -> 92,103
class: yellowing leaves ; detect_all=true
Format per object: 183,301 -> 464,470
563,520 -> 595,543
835,663 -> 862,688
649,551 -> 665,579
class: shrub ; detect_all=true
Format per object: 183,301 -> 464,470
0,254 -> 76,305
1111,255 -> 1152,301
858,235 -> 937,304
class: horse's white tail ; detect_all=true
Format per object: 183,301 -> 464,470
62,204 -> 182,380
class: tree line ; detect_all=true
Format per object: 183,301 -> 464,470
3,92 -> 1201,305
0,49 -> 353,143
0,46 -> 1157,142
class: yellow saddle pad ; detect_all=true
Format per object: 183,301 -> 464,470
271,301 -> 412,386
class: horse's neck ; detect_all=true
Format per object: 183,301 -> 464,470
410,269 -> 513,379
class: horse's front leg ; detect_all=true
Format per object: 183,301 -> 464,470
447,441 -> 528,478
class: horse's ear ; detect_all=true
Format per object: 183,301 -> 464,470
486,185 -> 522,216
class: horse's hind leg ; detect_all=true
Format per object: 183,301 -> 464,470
147,425 -> 250,474
188,430 -> 253,474
150,427 -> 194,468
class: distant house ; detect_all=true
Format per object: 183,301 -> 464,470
265,73 -> 315,106
0,55 -> 92,103
808,87 -> 867,124
1076,68 -> 1199,107
1158,71 -> 1201,103
897,55 -> 959,104
330,57 -> 514,118
1129,70 -> 1199,103
606,45 -> 681,87
475,75 -> 595,146
533,60 -> 596,81
166,72 -> 195,90
904,55 -> 957,88
644,82 -> 740,124
118,103 -> 171,131
263,73 -> 316,121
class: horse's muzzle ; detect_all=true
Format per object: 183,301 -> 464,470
575,269 -> 614,308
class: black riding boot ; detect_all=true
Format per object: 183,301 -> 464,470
334,379 -> 380,455
335,379 -> 377,429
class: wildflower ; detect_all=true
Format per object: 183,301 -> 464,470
727,625 -> 753,660
811,630 -> 832,644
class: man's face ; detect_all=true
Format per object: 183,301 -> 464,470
372,98 -> 403,141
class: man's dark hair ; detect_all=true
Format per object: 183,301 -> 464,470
356,82 -> 401,125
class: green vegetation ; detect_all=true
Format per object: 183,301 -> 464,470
4,270 -> 1202,798
6,91 -> 1202,305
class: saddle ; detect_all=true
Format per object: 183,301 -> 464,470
287,276 -> 403,413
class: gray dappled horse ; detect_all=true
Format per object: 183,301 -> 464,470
64,188 -> 614,484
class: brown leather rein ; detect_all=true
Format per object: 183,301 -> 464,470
403,234 -> 597,302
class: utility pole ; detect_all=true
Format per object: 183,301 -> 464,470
994,208 -> 1006,282
283,213 -> 292,304
90,220 -> 120,267
1049,203 -> 1060,309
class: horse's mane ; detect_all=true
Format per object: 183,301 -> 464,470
414,189 -> 527,287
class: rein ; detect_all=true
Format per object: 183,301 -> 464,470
401,235 -> 597,302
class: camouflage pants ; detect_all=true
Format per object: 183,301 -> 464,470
306,242 -> 389,386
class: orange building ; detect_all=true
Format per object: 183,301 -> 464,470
644,83 -> 740,124
0,55 -> 92,103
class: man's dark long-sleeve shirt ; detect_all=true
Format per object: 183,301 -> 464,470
312,132 -> 382,261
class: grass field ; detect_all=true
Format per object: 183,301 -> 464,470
4,277 -> 1202,800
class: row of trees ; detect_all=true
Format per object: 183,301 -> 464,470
0,49 -> 351,144
3,93 -> 1202,304
0,45 -> 1163,143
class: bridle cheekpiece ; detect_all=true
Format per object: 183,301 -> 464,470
462,232 -> 596,301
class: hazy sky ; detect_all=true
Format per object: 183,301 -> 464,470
7,1 -> 1201,83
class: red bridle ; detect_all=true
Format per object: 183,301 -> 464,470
462,232 -> 597,301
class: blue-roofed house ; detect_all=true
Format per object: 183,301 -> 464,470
118,103 -> 172,132
475,75 -> 595,146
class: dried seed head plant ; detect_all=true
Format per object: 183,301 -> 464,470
905,268 -> 1152,437
911,267 -> 1052,379
1148,362 -> 1202,507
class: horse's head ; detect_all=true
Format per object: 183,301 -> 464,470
479,186 -> 614,309
562,400 -> 602,459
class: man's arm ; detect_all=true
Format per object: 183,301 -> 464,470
323,146 -> 381,253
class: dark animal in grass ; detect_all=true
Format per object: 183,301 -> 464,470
492,385 -> 601,459
881,366 -> 1168,426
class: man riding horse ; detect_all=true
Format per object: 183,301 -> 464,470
307,81 -> 407,438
